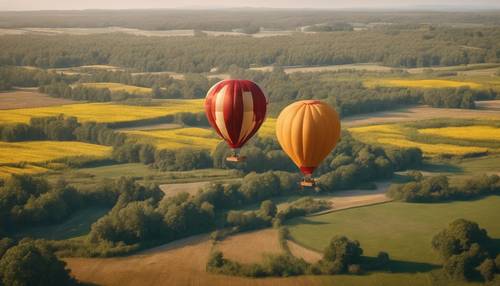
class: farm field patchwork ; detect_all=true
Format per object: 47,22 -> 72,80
0,141 -> 111,164
0,99 -> 205,124
0,164 -> 48,178
65,197 -> 500,286
287,196 -> 500,268
419,125 -> 500,141
349,121 -> 500,157
80,82 -> 152,95
364,78 -> 482,89
124,127 -> 221,150
0,89 -> 76,109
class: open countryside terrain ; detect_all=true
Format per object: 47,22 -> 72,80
1,11 -> 500,285
124,127 -> 220,150
80,82 -> 152,96
348,121 -> 500,157
0,99 -> 204,124
65,196 -> 500,286
0,89 -> 76,109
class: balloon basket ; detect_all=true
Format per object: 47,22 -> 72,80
226,155 -> 246,162
300,178 -> 316,188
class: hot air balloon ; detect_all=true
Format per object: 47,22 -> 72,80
276,100 -> 341,187
205,79 -> 268,162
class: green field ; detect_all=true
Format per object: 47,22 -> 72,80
286,196 -> 500,286
46,163 -> 241,189
80,82 -> 152,96
13,207 -> 110,240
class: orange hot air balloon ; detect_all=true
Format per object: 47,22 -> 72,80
275,100 -> 341,186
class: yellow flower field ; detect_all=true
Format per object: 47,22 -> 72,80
419,126 -> 500,141
0,99 -> 205,124
0,141 -> 111,164
0,164 -> 48,178
364,79 -> 482,89
349,123 -> 498,156
80,83 -> 152,96
376,138 -> 488,155
258,118 -> 277,138
124,127 -> 221,150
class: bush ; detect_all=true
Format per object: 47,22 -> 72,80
0,240 -> 77,286
433,219 -> 495,282
348,264 -> 363,275
322,236 -> 363,273
443,253 -> 474,281
478,258 -> 496,282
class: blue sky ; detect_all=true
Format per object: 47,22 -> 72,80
1,0 -> 499,10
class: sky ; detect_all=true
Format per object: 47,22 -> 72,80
1,0 -> 500,11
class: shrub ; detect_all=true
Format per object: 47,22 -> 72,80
478,258 -> 496,282
0,240 -> 77,286
348,264 -> 363,275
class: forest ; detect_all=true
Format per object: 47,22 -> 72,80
1,10 -> 500,30
1,26 -> 499,72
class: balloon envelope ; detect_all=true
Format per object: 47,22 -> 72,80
276,100 -> 341,175
205,79 -> 267,149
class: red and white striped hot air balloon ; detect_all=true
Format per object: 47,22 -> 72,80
205,79 -> 268,162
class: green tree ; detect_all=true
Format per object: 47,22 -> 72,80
0,241 -> 77,286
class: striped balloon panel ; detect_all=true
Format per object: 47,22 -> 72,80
276,100 -> 341,175
205,79 -> 267,149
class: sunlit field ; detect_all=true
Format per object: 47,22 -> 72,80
0,141 -> 111,164
80,82 -> 152,95
258,117 -> 277,138
124,127 -> 221,150
364,79 -> 482,89
419,125 -> 500,141
349,121 -> 500,156
0,164 -> 48,178
0,99 -> 205,124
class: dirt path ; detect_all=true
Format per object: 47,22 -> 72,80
66,234 -> 325,286
287,240 -> 322,263
66,184 -> 398,286
343,102 -> 500,127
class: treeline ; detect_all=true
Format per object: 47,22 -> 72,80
0,115 -> 125,146
82,171 -> 298,255
388,172 -> 500,202
1,26 -> 498,72
213,133 -> 422,190
1,10 -> 499,30
208,235 -> 391,277
232,69 -> 487,117
0,175 -> 144,229
0,66 -> 75,91
85,71 -> 216,99
420,87 -> 498,108
432,219 -> 500,282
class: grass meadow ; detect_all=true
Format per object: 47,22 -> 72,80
364,79 -> 482,89
286,196 -> 500,286
80,82 -> 152,96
